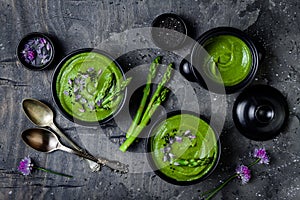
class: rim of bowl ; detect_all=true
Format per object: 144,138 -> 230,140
16,32 -> 56,71
151,13 -> 188,51
146,110 -> 221,185
51,48 -> 127,126
190,27 -> 260,94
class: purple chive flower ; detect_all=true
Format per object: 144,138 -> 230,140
63,91 -> 69,96
18,156 -> 33,176
18,156 -> 72,178
254,148 -> 269,165
78,108 -> 85,113
175,136 -> 182,143
236,165 -> 251,184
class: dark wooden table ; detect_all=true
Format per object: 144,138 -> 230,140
1,0 -> 299,199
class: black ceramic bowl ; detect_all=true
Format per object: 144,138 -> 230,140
151,13 -> 188,50
180,27 -> 262,94
17,32 -> 56,70
146,111 -> 220,185
233,85 -> 289,141
52,48 -> 127,126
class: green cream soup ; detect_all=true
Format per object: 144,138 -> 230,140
56,52 -> 124,122
150,114 -> 218,182
203,35 -> 252,86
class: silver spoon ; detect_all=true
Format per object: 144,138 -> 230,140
22,98 -> 128,173
22,128 -> 128,173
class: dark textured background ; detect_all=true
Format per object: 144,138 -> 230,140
0,0 -> 299,199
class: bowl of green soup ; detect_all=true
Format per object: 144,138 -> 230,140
147,111 -> 220,185
52,48 -> 128,126
180,27 -> 262,94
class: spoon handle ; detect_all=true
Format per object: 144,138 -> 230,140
97,157 -> 129,173
59,144 -> 128,173
50,122 -> 81,151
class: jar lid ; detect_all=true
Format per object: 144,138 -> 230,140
232,85 -> 288,141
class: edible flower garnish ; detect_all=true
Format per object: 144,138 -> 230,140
21,37 -> 52,66
18,156 -> 72,178
200,148 -> 270,200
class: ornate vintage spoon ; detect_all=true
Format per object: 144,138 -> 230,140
22,98 -> 128,173
22,128 -> 128,173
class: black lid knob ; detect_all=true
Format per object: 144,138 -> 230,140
232,85 -> 288,141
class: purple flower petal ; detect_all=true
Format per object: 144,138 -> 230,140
63,91 -> 69,96
68,79 -> 73,85
236,165 -> 251,184
163,155 -> 169,162
188,135 -> 196,139
184,130 -> 191,136
80,98 -> 87,104
75,94 -> 81,101
40,38 -> 47,44
78,108 -> 85,113
88,103 -> 95,110
46,43 -> 51,51
87,67 -> 94,72
96,99 -> 102,107
169,137 -> 174,144
18,156 -> 33,176
169,153 -> 176,159
254,148 -> 269,165
175,136 -> 182,143
73,86 -> 79,93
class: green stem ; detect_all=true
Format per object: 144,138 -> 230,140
202,174 -> 238,200
34,166 -> 73,178
126,56 -> 161,138
248,158 -> 261,168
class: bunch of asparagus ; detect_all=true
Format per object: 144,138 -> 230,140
119,56 -> 173,152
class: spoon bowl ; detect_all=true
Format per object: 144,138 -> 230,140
22,128 -> 59,153
22,99 -> 54,127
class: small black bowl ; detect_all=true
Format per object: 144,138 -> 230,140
52,48 -> 127,126
16,32 -> 56,70
151,13 -> 188,50
146,110 -> 220,185
180,27 -> 263,94
233,85 -> 289,141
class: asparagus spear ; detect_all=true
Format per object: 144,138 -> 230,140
120,64 -> 173,152
119,88 -> 170,152
100,77 -> 132,109
126,56 -> 161,138
95,73 -> 114,104
140,63 -> 173,123
171,156 -> 214,167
